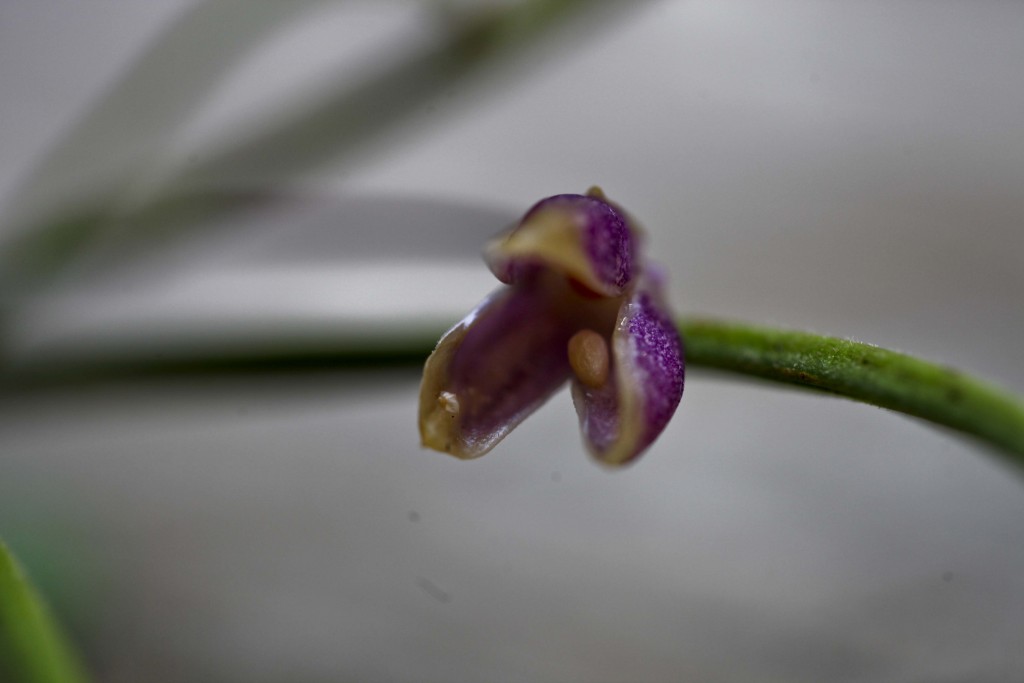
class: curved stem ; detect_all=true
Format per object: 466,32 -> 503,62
679,318 -> 1024,464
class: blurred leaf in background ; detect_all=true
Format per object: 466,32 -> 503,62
0,0 -> 621,302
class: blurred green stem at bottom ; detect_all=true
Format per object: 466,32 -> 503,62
0,540 -> 89,683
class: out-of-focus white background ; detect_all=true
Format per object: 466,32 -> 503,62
1,2 -> 1023,681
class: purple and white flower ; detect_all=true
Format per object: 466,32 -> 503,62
419,188 -> 684,466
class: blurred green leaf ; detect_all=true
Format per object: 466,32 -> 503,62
0,539 -> 89,683
0,0 -> 621,299
2,0 -> 325,251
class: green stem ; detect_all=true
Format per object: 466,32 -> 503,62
3,318 -> 1022,469
679,318 -> 1024,464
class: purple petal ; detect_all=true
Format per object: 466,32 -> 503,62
419,277 -> 576,459
571,271 -> 684,465
484,190 -> 637,297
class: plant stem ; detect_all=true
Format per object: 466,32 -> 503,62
679,318 -> 1024,464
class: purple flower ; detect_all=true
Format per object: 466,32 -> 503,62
418,188 -> 684,466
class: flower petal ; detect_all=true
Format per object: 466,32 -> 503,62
571,268 -> 684,465
484,188 -> 638,297
419,275 -> 577,459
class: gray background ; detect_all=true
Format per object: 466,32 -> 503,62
1,2 -> 1023,681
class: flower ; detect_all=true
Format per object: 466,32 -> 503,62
418,187 -> 684,466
